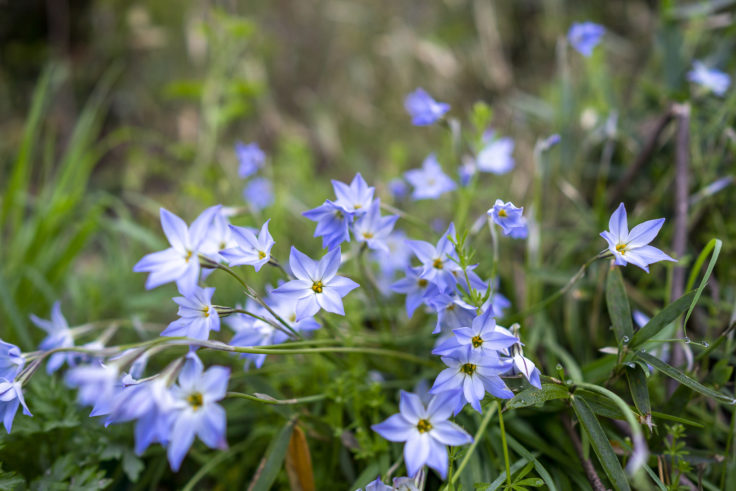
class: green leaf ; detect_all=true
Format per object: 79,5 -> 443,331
571,396 -> 631,491
505,383 -> 570,410
575,389 -> 625,419
635,351 -> 733,404
683,238 -> 722,327
471,101 -> 493,133
247,417 -> 297,491
606,265 -> 633,344
482,457 -> 530,491
650,411 -> 704,428
629,291 -> 696,348
625,364 -> 651,417
506,435 -> 559,491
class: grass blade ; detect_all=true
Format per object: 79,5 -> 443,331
606,265 -> 633,344
635,350 -> 733,404
571,396 -> 631,491
630,291 -> 695,348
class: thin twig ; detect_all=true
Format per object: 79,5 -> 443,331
669,103 -> 692,385
609,107 -> 675,206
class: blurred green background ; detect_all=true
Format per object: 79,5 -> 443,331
1,0 -> 735,489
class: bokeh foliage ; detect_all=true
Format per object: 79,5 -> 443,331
1,1 -> 735,489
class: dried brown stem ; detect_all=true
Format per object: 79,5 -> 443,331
669,103 -> 691,381
609,107 -> 674,206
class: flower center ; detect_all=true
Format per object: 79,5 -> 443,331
471,335 -> 483,348
416,418 -> 433,433
498,209 -> 508,218
258,250 -> 266,259
615,243 -> 627,255
187,392 -> 204,410
354,203 -> 362,209
446,304 -> 455,311
185,250 -> 193,263
312,281 -> 324,293
202,305 -> 211,318
362,232 -> 374,239
417,279 -> 428,287
460,363 -> 477,375
433,258 -> 443,269
289,313 -> 296,322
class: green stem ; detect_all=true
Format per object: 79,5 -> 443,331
214,262 -> 302,339
497,401 -> 513,488
449,403 -> 498,485
226,391 -> 326,405
25,337 -> 435,366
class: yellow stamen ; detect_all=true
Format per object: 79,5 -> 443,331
615,243 -> 627,255
433,258 -> 443,269
312,281 -> 324,293
187,392 -> 204,410
471,335 -> 483,348
498,209 -> 508,218
461,363 -> 477,375
258,250 -> 266,259
417,419 -> 433,433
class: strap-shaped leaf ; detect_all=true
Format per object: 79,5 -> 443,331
635,351 -> 733,404
625,365 -> 651,417
571,396 -> 631,491
629,291 -> 695,348
248,417 -> 297,491
606,265 -> 633,344
684,238 -> 722,327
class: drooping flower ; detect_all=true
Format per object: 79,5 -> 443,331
404,154 -> 456,201
600,203 -> 676,273
568,22 -> 605,57
303,201 -> 353,250
167,353 -> 230,471
29,301 -> 74,373
220,220 -> 275,272
0,341 -> 24,381
510,347 -> 542,390
371,391 -> 472,478
352,200 -> 399,253
476,133 -> 515,174
235,142 -> 266,178
272,247 -> 359,320
404,88 -> 450,126
133,206 -> 221,295
243,177 -> 274,211
0,379 -> 31,432
687,61 -> 730,96
488,200 -> 527,238
331,173 -> 375,216
431,349 -> 514,413
161,286 -> 220,341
